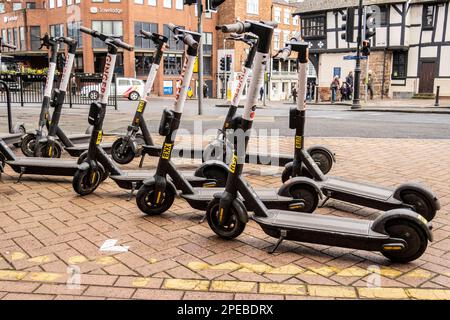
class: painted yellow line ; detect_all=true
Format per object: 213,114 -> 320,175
1,269 -> 450,299
68,256 -> 88,265
27,256 -> 52,264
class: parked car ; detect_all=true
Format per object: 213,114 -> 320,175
80,77 -> 145,101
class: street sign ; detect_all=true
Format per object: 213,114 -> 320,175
344,55 -> 368,60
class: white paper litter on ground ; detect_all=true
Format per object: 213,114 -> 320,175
99,239 -> 129,253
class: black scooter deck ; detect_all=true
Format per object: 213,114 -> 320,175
181,188 -> 296,211
6,158 -> 78,176
65,142 -> 113,157
325,177 -> 394,201
142,145 -> 292,166
110,170 -> 209,190
2,133 -> 23,146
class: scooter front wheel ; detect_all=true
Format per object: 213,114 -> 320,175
286,185 -> 319,213
111,138 -> 136,165
39,143 -> 62,158
20,134 -> 37,157
136,183 -> 175,216
72,168 -> 102,196
381,220 -> 428,263
206,198 -> 246,239
308,148 -> 334,175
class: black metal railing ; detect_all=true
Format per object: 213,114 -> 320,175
0,73 -> 118,109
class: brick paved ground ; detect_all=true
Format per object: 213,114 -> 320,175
0,136 -> 449,300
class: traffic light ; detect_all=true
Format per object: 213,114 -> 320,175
362,40 -> 371,56
365,7 -> 376,39
341,7 -> 355,43
220,57 -> 225,71
225,54 -> 232,72
183,0 -> 197,5
206,0 -> 226,12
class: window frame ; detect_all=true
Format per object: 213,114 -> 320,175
301,14 -> 326,40
392,50 -> 408,80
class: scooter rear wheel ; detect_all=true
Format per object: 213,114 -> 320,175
136,183 -> 175,216
400,190 -> 435,222
72,168 -> 102,196
206,198 -> 246,239
201,166 -> 229,187
382,221 -> 427,263
77,152 -> 109,182
111,138 -> 136,165
20,134 -> 37,157
308,148 -> 334,175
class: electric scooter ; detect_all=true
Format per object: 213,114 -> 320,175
110,31 -> 168,165
135,22 -> 312,216
276,46 -> 439,222
205,29 -> 433,263
0,40 -> 26,145
19,34 -> 106,158
72,26 -> 218,197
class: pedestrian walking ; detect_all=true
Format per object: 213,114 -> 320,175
367,70 -> 374,100
292,87 -> 298,103
259,86 -> 264,101
345,71 -> 353,100
330,76 -> 340,103
203,83 -> 208,99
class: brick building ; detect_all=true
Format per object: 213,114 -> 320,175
0,0 -> 219,97
293,0 -> 450,101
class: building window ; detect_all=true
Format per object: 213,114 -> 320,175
27,2 -> 37,9
74,54 -> 83,73
301,15 -> 326,39
50,24 -> 64,38
0,4 -> 4,13
149,0 -> 157,6
19,27 -> 26,51
274,8 -> 281,23
284,9 -> 290,25
134,22 -> 158,49
57,0 -> 63,7
68,21 -> 82,48
378,5 -> 388,27
247,0 -> 258,15
293,15 -> 299,26
30,26 -> 41,51
92,21 -> 123,48
135,53 -> 154,76
163,53 -> 183,75
392,51 -> 407,79
13,3 -> 22,10
164,24 -> 184,51
135,0 -> 144,4
423,5 -> 434,29
273,31 -> 280,50
204,56 -> 212,75
203,32 -> 213,54
49,0 -> 55,8
164,0 -> 172,8
176,0 -> 183,10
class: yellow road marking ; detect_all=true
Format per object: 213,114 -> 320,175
406,289 -> 450,300
358,288 -> 409,299
11,252 -> 26,261
68,256 -> 88,265
27,256 -> 51,264
95,256 -> 117,266
260,283 -> 306,295
164,279 -> 209,291
132,278 -> 151,287
0,270 -> 27,280
308,285 -> 357,299
149,258 -> 158,264
266,265 -> 304,275
27,272 -> 62,282
211,280 -> 256,293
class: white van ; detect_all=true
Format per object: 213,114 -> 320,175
81,77 -> 145,101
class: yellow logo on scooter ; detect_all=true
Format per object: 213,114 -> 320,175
137,100 -> 145,113
96,131 -> 103,145
295,136 -> 303,149
161,143 -> 173,159
229,154 -> 238,173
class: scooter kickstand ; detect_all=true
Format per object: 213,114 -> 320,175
138,153 -> 146,168
15,167 -> 25,184
128,182 -> 137,201
269,230 -> 287,254
199,214 -> 207,224
319,196 -> 330,208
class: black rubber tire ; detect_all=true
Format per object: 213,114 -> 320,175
382,221 -> 428,263
281,162 -> 313,183
111,138 -> 135,165
128,91 -> 140,101
309,149 -> 334,175
0,153 -> 5,173
20,134 -> 37,157
136,183 -> 175,216
287,185 -> 319,213
88,90 -> 99,101
72,169 -> 102,196
39,143 -> 62,158
400,190 -> 435,222
202,166 -> 229,187
206,198 -> 246,239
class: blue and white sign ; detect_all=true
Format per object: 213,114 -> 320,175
344,55 -> 368,60
163,80 -> 173,95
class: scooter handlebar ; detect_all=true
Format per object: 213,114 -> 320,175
168,24 -> 199,50
80,26 -> 133,51
216,21 -> 249,34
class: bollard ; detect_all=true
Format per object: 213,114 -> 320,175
435,86 -> 440,107
315,85 -> 319,103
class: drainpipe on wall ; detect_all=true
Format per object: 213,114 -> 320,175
381,48 -> 387,99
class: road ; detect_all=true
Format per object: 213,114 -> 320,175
1,98 -> 450,139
